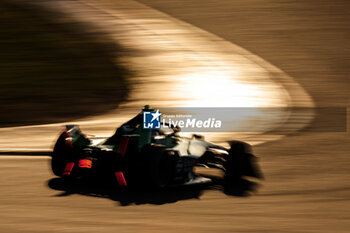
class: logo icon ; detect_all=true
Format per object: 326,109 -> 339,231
143,110 -> 161,129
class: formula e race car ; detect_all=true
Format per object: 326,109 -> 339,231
51,107 -> 263,190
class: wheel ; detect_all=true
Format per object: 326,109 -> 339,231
224,141 -> 263,183
51,132 -> 72,177
143,145 -> 177,189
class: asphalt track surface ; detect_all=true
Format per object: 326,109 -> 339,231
1,0 -> 350,232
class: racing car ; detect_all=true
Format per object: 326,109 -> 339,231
51,106 -> 263,190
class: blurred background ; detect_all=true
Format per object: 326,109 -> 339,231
0,0 -> 129,127
0,0 -> 349,232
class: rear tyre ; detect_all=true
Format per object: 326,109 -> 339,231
51,132 -> 72,177
143,145 -> 177,189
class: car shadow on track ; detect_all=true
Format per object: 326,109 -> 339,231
47,177 -> 259,206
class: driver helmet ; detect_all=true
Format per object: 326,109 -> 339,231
142,105 -> 155,112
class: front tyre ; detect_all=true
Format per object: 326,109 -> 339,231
224,141 -> 263,183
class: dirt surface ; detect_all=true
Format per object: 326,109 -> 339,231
0,0 -> 350,232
